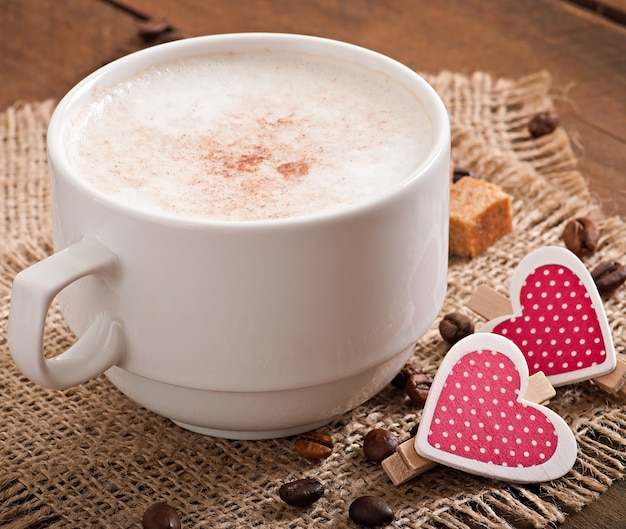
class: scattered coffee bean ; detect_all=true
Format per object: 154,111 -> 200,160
405,373 -> 434,405
142,502 -> 182,529
151,29 -> 190,45
391,362 -> 423,389
452,166 -> 474,183
349,496 -> 394,527
591,260 -> 626,293
102,45 -> 141,66
562,217 -> 599,257
278,478 -> 325,507
294,431 -> 334,459
528,111 -> 560,138
439,311 -> 474,345
138,17 -> 173,41
363,429 -> 399,463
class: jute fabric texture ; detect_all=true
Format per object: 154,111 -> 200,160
0,71 -> 625,528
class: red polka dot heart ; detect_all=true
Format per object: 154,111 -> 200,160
479,246 -> 616,387
415,333 -> 577,483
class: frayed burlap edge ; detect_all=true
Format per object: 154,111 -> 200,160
0,72 -> 624,528
0,100 -> 55,245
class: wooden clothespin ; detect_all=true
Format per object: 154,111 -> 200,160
382,333 -> 575,486
464,246 -> 625,395
382,370 -> 556,485
467,284 -> 626,396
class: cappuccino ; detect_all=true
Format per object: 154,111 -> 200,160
65,50 -> 432,221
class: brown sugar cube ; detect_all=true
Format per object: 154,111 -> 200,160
449,178 -> 512,258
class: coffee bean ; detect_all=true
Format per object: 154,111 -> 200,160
562,217 -> 599,257
142,502 -> 181,529
102,45 -> 141,66
452,166 -> 473,183
363,429 -> 399,463
405,373 -> 434,405
294,431 -> 334,459
152,29 -> 190,45
528,111 -> 560,138
349,496 -> 394,527
138,18 -> 172,41
391,362 -> 423,388
591,260 -> 626,293
439,312 -> 474,345
278,478 -> 325,507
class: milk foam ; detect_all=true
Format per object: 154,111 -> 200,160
65,51 -> 432,221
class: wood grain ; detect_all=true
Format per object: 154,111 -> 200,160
0,0 -> 138,104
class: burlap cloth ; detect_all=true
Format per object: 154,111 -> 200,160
1,71 -> 625,528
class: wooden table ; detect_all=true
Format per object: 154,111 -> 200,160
1,1 -> 624,527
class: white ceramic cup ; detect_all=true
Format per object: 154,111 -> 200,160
8,33 -> 450,439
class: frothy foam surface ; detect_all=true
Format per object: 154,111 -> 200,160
65,50 -> 432,221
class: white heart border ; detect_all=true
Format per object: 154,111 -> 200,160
478,246 -> 616,386
415,333 -> 578,483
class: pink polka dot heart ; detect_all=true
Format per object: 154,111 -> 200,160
415,333 -> 577,483
427,349 -> 557,467
479,246 -> 616,387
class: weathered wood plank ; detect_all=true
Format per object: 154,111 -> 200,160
0,0 -> 140,107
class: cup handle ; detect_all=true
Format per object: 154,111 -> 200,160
8,236 -> 126,390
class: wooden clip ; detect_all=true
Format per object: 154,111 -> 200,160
590,358 -> 626,394
467,284 -> 626,394
382,371 -> 555,485
525,371 -> 557,404
381,450 -> 428,486
467,284 -> 512,321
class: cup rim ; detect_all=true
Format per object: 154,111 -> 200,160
47,32 -> 450,229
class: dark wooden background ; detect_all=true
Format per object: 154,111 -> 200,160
1,1 -> 624,527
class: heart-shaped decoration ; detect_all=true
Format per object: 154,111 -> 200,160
415,333 -> 577,483
479,246 -> 616,386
